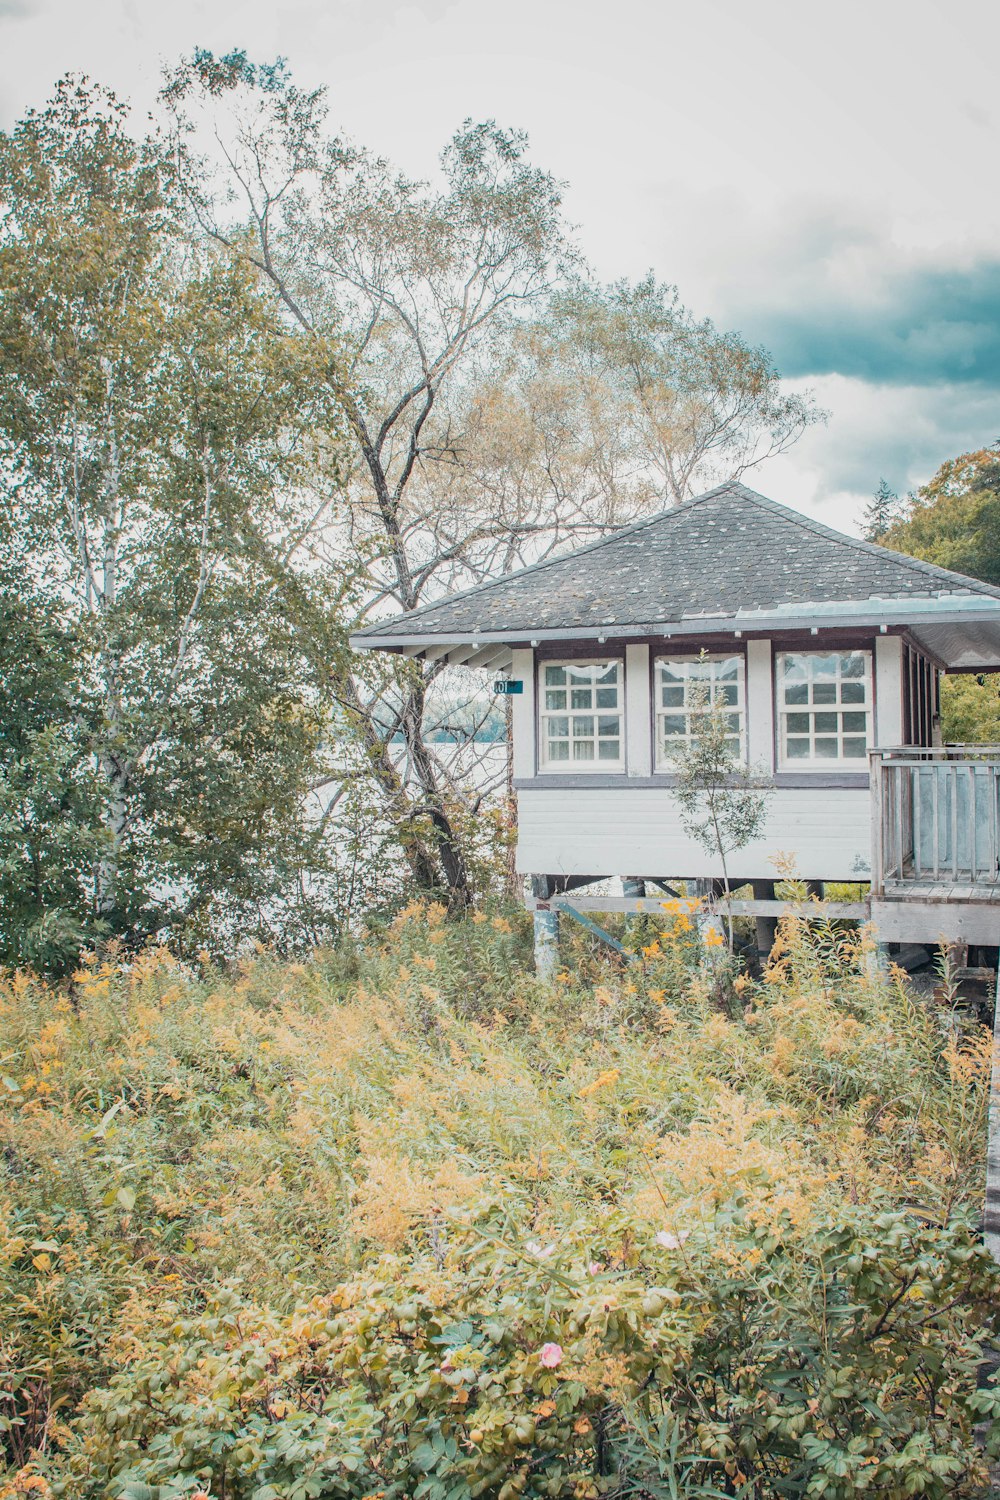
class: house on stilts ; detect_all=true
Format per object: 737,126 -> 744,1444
350,482 -> 1000,971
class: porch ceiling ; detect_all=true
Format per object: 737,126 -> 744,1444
911,618 -> 1000,671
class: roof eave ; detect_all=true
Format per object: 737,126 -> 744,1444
350,597 -> 1000,655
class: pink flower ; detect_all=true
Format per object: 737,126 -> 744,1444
525,1240 -> 555,1259
540,1342 -> 563,1368
587,1260 -> 603,1276
656,1230 -> 690,1250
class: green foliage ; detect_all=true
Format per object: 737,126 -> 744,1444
882,442 -> 1000,742
862,479 -> 901,541
0,572 -> 107,972
0,907 -> 998,1496
0,79 -> 354,964
883,443 -> 1000,588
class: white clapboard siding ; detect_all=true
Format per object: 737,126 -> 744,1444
515,787 -> 872,880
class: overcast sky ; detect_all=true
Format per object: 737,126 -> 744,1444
2,0 -> 997,533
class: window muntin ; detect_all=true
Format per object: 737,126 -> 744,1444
777,651 -> 872,765
655,655 -> 746,766
540,660 -> 623,769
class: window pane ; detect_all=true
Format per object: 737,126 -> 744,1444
786,713 -> 810,733
842,712 -> 867,733
784,683 -> 808,705
597,716 -> 620,736
572,716 -> 594,737
597,665 -> 619,684
570,688 -> 593,710
842,737 -> 867,758
662,715 -> 686,735
545,689 -> 566,710
841,681 -> 866,703
595,687 -> 617,708
841,653 -> 866,678
782,657 -> 806,680
662,685 -> 685,707
815,738 -> 838,757
813,655 -> 838,677
719,659 -> 739,679
718,684 -> 738,705
547,739 -> 568,761
572,740 -> 595,761
545,666 -> 566,685
598,739 -> 620,760
813,683 -> 836,704
567,666 -> 594,684
786,738 -> 810,759
661,663 -> 684,683
814,712 -> 838,733
546,716 -> 568,738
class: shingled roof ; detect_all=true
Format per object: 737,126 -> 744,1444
351,483 -> 1000,662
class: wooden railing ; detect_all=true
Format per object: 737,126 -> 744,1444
870,747 -> 1000,897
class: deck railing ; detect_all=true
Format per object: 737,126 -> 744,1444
869,746 -> 1000,897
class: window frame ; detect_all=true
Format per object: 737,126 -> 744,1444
652,652 -> 748,770
775,649 -> 873,769
537,657 -> 626,773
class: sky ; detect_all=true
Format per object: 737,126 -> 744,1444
1,0 -> 997,533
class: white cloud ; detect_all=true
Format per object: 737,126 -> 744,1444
2,0 -> 997,533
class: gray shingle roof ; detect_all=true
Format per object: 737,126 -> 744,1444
352,482 -> 1000,645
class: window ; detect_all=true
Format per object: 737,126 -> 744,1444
777,651 -> 872,765
655,655 -> 746,766
539,660 -> 623,769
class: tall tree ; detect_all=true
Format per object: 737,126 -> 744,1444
863,477 -> 901,541
0,78 -> 351,963
883,443 -> 1000,744
163,51 -> 573,903
162,51 -> 820,905
883,443 -> 1000,585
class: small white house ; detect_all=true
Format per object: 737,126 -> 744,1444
351,482 -> 1000,953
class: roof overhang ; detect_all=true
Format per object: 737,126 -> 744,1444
350,593 -> 1000,672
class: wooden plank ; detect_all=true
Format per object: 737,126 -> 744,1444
871,900 -> 1000,946
526,895 -> 868,919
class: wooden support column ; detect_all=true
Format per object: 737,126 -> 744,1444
752,879 -> 777,958
623,876 -> 647,933
691,877 -> 726,948
533,908 -> 560,980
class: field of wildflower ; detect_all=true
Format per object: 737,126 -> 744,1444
2,900 -> 1000,1499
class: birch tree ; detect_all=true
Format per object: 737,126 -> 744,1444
0,79 -> 350,958
162,51 -> 575,903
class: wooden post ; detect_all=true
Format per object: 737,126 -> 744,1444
533,908 -> 560,981
752,879 -> 777,959
690,877 -> 726,948
623,877 -> 646,934
985,961 -> 1000,1264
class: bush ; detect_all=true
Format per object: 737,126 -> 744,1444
0,905 -> 998,1496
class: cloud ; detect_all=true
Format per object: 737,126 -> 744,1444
747,258 -> 1000,387
0,0 -> 37,14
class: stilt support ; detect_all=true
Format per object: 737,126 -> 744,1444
752,879 -> 778,960
623,877 -> 646,932
533,908 -> 560,981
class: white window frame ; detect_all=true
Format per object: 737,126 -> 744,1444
654,654 -> 747,769
776,650 -> 873,768
538,659 -> 625,772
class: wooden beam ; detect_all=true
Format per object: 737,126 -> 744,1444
526,895 -> 868,920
